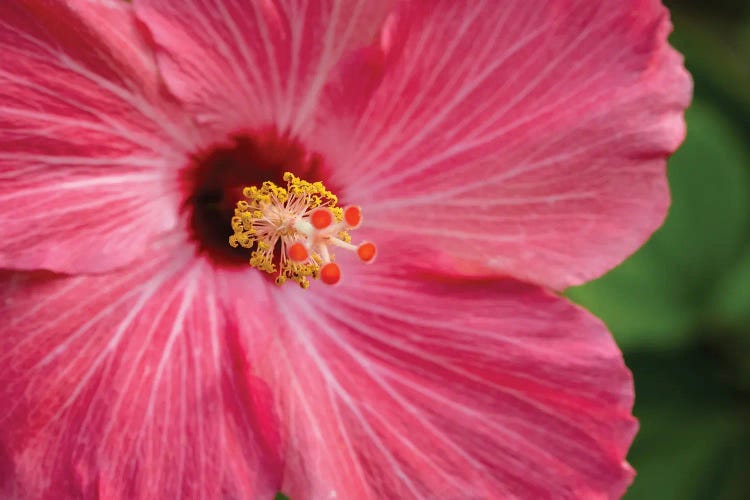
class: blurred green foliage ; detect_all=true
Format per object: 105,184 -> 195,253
569,1 -> 750,498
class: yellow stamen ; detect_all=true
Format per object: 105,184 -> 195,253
229,172 -> 372,288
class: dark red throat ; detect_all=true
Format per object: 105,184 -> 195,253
183,129 -> 329,268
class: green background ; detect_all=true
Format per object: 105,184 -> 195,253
567,1 -> 750,498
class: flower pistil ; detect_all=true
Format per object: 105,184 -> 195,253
229,172 -> 376,288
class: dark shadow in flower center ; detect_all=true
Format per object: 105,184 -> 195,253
183,129 -> 329,268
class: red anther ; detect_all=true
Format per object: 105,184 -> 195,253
320,262 -> 341,285
288,242 -> 308,262
310,208 -> 333,229
357,242 -> 377,263
343,205 -> 362,228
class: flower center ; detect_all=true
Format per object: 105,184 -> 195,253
229,172 -> 376,288
183,131 -> 326,268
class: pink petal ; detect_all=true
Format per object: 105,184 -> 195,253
133,0 -> 395,138
255,255 -> 637,498
0,247 -> 280,498
0,1 -> 192,274
321,0 -> 692,289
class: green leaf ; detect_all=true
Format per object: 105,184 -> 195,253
626,407 -> 748,500
623,349 -> 750,500
709,247 -> 750,330
668,8 -> 750,118
567,99 -> 750,350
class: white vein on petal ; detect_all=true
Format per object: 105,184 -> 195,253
304,283 -> 622,491
350,4 -> 547,186
354,7 -> 621,195
278,294 -> 423,498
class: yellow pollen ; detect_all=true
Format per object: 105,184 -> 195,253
229,172 -> 375,288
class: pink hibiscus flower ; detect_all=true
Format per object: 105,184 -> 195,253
0,0 -> 690,498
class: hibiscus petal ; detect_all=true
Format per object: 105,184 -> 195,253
0,1 -> 191,273
133,0 -> 394,138
323,0 -> 692,289
0,247 -> 280,498
255,258 -> 637,498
